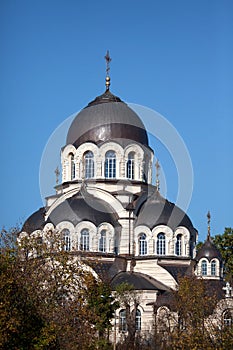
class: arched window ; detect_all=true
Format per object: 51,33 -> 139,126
139,233 -> 147,256
36,236 -> 43,256
175,234 -> 182,256
99,230 -> 107,252
211,260 -> 216,276
119,309 -> 127,332
69,153 -> 75,180
80,229 -> 89,251
84,151 -> 94,179
62,229 -> 71,251
127,152 -> 135,179
157,233 -> 166,255
201,260 -> 207,275
105,150 -> 116,178
135,309 -> 141,331
223,310 -> 232,326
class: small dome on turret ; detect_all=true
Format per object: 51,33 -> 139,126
196,212 -> 222,262
196,235 -> 222,262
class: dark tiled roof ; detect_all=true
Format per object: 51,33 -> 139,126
91,257 -> 127,282
155,291 -> 176,311
66,98 -> 149,148
46,191 -> 119,227
155,279 -> 225,312
158,264 -> 190,282
196,236 -> 222,262
135,190 -> 197,232
86,89 -> 122,107
111,271 -> 170,291
22,207 -> 45,234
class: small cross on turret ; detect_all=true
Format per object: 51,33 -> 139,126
223,282 -> 232,298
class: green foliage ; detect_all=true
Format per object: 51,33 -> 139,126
213,227 -> 233,281
152,275 -> 233,350
115,282 -> 141,350
167,276 -> 217,349
0,244 -> 57,349
87,281 -> 118,335
0,227 -> 117,350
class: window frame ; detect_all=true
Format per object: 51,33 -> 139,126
211,259 -> 216,276
135,309 -> 141,331
84,151 -> 94,179
62,229 -> 71,251
201,259 -> 207,276
127,152 -> 135,180
157,233 -> 166,255
69,153 -> 75,180
105,150 -> 116,179
119,309 -> 127,332
80,228 -> 90,251
99,229 -> 107,253
223,310 -> 232,326
139,233 -> 147,256
175,234 -> 182,256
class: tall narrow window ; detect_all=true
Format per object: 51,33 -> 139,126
62,229 -> 71,251
211,260 -> 216,276
80,229 -> 89,251
139,233 -> 147,256
119,309 -> 127,332
175,234 -> 182,256
223,310 -> 232,326
201,260 -> 207,275
99,230 -> 107,252
135,309 -> 141,331
157,233 -> 166,255
105,151 -> 116,178
127,152 -> 135,179
84,151 -> 94,179
69,153 -> 75,180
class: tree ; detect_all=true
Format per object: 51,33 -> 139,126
168,276 -> 217,349
0,227 -> 116,350
153,276 -> 233,350
87,281 -> 118,349
115,282 -> 141,350
213,227 -> 233,281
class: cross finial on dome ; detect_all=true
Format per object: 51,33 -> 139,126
104,50 -> 111,91
155,159 -> 160,191
207,211 -> 211,239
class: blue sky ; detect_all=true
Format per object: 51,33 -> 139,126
1,0 -> 233,242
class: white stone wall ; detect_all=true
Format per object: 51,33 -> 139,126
61,141 -> 153,183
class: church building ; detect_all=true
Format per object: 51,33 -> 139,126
20,53 -> 232,340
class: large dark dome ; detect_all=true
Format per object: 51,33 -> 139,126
22,190 -> 119,234
47,192 -> 119,227
22,207 -> 45,234
66,90 -> 149,148
135,190 -> 196,232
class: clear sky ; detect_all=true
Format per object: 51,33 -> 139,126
1,0 -> 233,242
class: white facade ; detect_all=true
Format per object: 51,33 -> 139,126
20,83 -> 231,342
